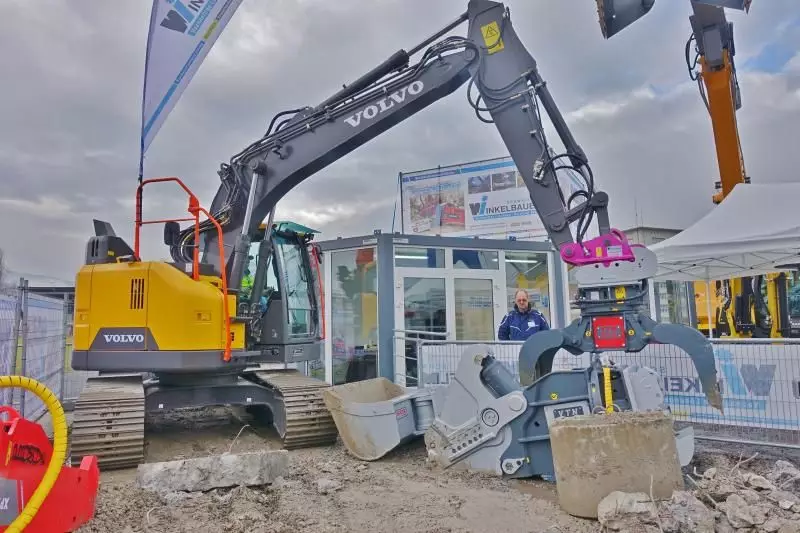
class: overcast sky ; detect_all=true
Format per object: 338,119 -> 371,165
1,0 -> 799,283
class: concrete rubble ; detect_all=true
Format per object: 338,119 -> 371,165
136,450 -> 289,494
597,458 -> 800,533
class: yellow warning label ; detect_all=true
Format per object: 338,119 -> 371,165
481,21 -> 504,54
615,286 -> 626,300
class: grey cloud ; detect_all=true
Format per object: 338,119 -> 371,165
0,0 -> 798,281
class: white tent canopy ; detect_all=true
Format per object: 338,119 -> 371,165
648,182 -> 800,282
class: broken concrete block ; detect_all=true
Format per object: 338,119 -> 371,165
596,491 -> 657,531
549,410 -> 684,518
663,491 -> 716,533
768,460 -> 800,491
740,471 -> 776,491
721,493 -> 770,529
137,450 -> 289,493
316,478 -> 342,495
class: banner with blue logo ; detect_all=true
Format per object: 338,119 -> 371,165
140,0 -> 244,173
398,155 -> 585,241
421,342 -> 800,431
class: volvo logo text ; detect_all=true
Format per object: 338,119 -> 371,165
103,334 -> 145,343
344,81 -> 424,127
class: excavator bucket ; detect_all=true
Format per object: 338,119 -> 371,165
595,0 -> 657,38
321,378 -> 436,461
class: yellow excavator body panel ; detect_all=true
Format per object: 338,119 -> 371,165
73,260 -> 243,352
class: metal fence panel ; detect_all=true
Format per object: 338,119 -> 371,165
0,280 -> 84,422
416,338 -> 800,449
19,290 -> 66,421
0,286 -> 22,408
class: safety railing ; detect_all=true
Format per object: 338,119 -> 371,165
412,337 -> 800,450
135,176 -> 231,362
393,328 -> 449,387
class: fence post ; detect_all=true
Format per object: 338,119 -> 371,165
18,278 -> 29,417
417,338 -> 427,388
58,292 -> 72,403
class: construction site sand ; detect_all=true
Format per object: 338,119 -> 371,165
74,406 -> 800,533
74,406 -> 600,533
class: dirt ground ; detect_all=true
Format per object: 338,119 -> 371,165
74,407 -> 800,533
75,406 -> 604,533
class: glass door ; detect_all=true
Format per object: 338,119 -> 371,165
394,275 -> 447,386
450,248 -> 506,341
452,277 -> 503,341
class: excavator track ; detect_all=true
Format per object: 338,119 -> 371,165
69,374 -> 146,471
68,370 -> 337,470
246,369 -> 339,449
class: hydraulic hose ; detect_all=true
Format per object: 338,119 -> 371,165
0,376 -> 68,533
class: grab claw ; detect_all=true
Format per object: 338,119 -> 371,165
516,313 -> 724,413
648,319 -> 724,413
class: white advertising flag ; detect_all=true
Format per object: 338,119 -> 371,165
140,0 -> 244,162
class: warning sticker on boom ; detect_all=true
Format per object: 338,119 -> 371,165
481,21 -> 504,54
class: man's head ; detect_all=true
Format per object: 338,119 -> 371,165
514,289 -> 530,311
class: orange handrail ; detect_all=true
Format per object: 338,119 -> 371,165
134,176 -> 232,362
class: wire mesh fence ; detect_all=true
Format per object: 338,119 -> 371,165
411,337 -> 800,450
0,284 -> 22,409
0,279 -> 82,421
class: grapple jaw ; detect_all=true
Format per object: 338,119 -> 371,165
596,0 -> 657,39
517,313 -> 724,413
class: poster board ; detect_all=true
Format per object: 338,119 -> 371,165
399,156 -> 585,240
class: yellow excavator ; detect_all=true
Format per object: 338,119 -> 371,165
598,0 -> 797,338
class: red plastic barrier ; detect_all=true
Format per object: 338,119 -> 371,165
0,407 -> 99,532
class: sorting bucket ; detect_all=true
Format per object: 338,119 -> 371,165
322,377 -> 435,461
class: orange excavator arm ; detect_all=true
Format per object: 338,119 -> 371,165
596,0 -> 753,203
685,1 -> 751,203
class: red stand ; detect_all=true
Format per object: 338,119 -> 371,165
0,407 -> 99,532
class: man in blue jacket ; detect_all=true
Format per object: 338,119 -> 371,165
498,289 -> 550,341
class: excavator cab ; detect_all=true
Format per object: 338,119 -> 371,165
240,220 -> 324,364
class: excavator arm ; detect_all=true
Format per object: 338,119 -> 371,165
686,1 -> 751,204
174,1 -> 624,294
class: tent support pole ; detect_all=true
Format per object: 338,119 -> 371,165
706,279 -> 714,339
